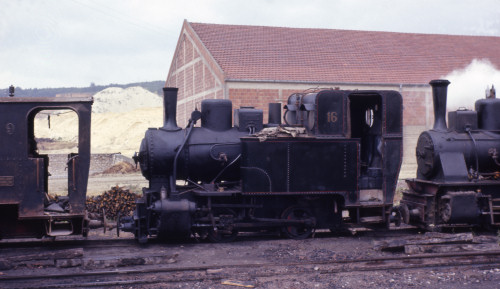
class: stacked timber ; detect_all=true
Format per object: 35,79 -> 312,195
86,186 -> 140,220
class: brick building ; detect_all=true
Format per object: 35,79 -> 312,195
166,20 -> 500,177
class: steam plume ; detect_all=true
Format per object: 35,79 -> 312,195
442,59 -> 500,111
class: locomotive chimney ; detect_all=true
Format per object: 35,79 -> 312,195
162,87 -> 181,131
430,79 -> 450,131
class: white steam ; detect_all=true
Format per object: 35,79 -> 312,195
443,59 -> 500,111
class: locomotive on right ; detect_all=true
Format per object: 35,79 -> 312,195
399,79 -> 500,230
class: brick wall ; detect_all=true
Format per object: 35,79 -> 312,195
229,88 -> 282,123
401,90 -> 430,126
165,23 -> 225,127
167,27 -> 224,127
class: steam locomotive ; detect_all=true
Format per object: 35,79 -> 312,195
119,87 -> 404,242
2,79 -> 499,242
399,80 -> 500,230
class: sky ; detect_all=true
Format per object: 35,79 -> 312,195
1,0 -> 500,89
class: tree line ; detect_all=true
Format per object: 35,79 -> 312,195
2,80 -> 165,98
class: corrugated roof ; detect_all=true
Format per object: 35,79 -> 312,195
189,22 -> 500,85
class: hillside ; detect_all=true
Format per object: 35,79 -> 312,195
3,80 -> 164,98
92,86 -> 162,113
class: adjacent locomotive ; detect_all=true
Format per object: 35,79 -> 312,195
0,96 -> 93,239
121,87 -> 403,242
400,80 -> 500,230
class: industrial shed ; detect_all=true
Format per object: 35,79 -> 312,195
166,20 -> 500,177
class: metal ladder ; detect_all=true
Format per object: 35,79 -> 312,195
487,197 -> 500,225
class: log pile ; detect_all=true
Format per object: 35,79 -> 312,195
86,186 -> 140,220
101,161 -> 139,174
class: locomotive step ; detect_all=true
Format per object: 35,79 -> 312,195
482,212 -> 500,215
46,220 -> 74,236
359,216 -> 384,223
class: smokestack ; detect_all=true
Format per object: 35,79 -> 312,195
430,79 -> 450,131
162,87 -> 181,131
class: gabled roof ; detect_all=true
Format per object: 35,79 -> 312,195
188,22 -> 500,85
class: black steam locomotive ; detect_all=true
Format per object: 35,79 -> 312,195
399,80 -> 500,230
120,87 -> 403,242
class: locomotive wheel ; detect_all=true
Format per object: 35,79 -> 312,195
281,206 -> 315,240
207,208 -> 238,243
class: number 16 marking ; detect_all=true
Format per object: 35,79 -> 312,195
327,112 -> 338,123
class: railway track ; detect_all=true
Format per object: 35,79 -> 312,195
0,236 -> 134,250
0,225 -> 416,248
1,249 -> 499,288
1,229 -> 498,288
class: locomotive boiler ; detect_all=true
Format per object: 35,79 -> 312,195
121,87 -> 403,243
125,87 -> 267,241
400,80 -> 500,230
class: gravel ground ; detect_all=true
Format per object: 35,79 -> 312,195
96,229 -> 500,289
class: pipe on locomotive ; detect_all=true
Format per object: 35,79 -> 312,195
162,87 -> 195,195
268,103 -> 282,126
430,79 -> 450,131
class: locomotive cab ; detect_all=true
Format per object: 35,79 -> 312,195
242,89 -> 403,230
0,96 -> 93,239
349,93 -> 384,190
